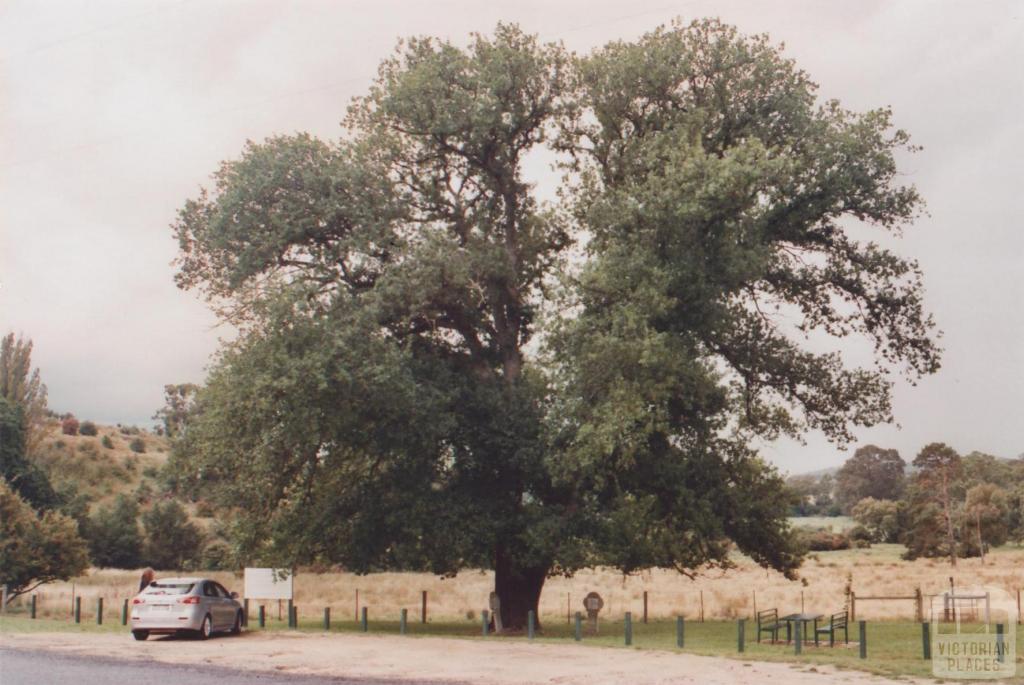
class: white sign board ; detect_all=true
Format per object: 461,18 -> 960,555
244,568 -> 293,600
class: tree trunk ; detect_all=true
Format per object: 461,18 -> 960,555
494,544 -> 548,632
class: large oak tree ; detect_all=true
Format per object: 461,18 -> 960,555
170,20 -> 940,630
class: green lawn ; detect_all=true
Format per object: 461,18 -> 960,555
8,612 -> 1023,680
789,515 -> 855,532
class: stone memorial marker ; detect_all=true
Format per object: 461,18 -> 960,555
489,592 -> 503,632
583,591 -> 604,634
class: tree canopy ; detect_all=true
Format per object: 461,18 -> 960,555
169,19 -> 940,629
834,445 -> 906,511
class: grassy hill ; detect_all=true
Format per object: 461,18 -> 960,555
33,418 -> 171,508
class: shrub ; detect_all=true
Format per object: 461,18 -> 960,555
78,421 -> 98,436
129,437 -> 146,453
199,540 -> 233,571
795,526 -> 851,551
101,435 -> 114,449
142,499 -> 203,570
85,494 -> 143,568
61,416 -> 79,435
194,499 -> 216,517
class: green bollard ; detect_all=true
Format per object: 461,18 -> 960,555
96,598 -> 103,625
997,623 -> 1005,663
290,605 -> 298,629
574,612 -> 582,641
859,621 -> 867,659
795,619 -> 802,655
528,610 -> 535,640
30,595 -> 36,620
287,600 -> 295,628
74,597 -> 81,624
625,612 -> 632,646
243,599 -> 249,627
323,607 -> 330,631
482,609 -> 489,636
400,608 -> 407,635
361,606 -> 368,632
922,622 -> 931,659
738,618 -> 745,653
258,605 -> 265,628
121,598 -> 128,625
676,616 -> 684,648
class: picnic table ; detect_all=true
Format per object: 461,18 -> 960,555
780,613 -> 824,645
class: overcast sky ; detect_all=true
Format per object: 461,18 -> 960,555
2,0 -> 1021,474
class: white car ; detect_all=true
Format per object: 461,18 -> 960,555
130,577 -> 244,640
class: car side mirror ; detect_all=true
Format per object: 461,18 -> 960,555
230,591 -> 239,599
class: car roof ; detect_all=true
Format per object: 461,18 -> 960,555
153,577 -> 207,584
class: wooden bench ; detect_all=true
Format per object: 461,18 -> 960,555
757,608 -> 785,643
815,610 -> 849,646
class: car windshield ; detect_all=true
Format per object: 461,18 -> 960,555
143,582 -> 195,596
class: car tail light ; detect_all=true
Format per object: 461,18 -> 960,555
132,597 -> 145,605
179,596 -> 201,604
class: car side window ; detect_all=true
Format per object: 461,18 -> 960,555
214,583 -> 231,598
203,582 -> 218,597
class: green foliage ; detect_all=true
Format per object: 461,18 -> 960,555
86,494 -> 143,568
100,435 -> 114,449
850,497 -> 904,543
786,474 -> 839,516
142,499 -> 203,570
152,384 -> 198,438
1,333 -> 49,455
78,421 -> 98,436
1,397 -> 59,510
128,437 -> 146,453
835,446 -> 906,512
168,20 -> 940,626
0,480 -> 89,602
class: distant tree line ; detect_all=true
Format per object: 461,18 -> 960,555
788,443 -> 1024,561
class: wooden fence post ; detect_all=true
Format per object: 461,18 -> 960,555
915,587 -> 923,622
643,591 -> 648,624
850,591 -> 856,621
421,591 -> 427,623
699,590 -> 704,623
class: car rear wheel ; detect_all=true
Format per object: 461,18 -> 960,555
197,614 -> 212,640
132,630 -> 149,641
230,611 -> 242,635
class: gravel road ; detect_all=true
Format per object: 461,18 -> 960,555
0,646 -> 465,685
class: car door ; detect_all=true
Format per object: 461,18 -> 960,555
214,582 -> 237,627
202,581 -> 225,629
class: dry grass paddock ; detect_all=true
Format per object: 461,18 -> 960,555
17,544 -> 1024,624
